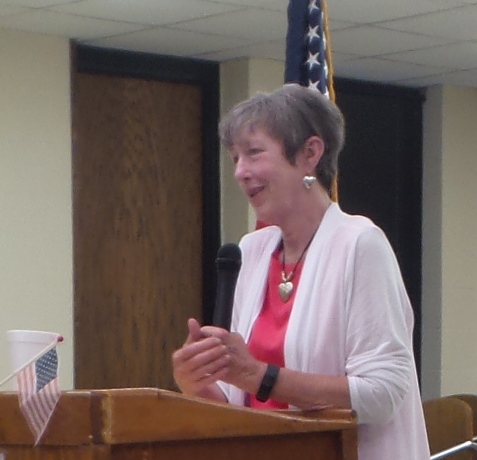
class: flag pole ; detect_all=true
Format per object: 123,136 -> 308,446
320,0 -> 339,201
321,0 -> 335,103
0,335 -> 63,389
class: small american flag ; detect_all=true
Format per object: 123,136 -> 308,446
285,0 -> 334,100
17,347 -> 61,444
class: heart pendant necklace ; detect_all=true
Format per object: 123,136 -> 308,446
278,230 -> 317,302
278,274 -> 294,302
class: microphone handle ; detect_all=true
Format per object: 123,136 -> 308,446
213,270 -> 238,331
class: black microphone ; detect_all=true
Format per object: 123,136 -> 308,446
213,243 -> 242,331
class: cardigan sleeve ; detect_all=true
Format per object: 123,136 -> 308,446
345,225 -> 414,425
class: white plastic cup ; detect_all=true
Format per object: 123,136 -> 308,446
6,330 -> 61,375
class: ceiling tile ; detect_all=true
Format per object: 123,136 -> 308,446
329,19 -> 356,31
443,69 -> 477,87
193,48 -> 242,61
230,39 -> 285,60
85,27 -> 256,57
168,8 -> 286,42
51,0 -> 243,26
0,0 -> 476,87
330,26 -> 452,57
0,5 -> 29,15
326,0 -> 472,23
335,57 -> 448,83
331,51 -> 361,67
0,10 -> 146,39
380,5 -> 477,41
0,0 -> 78,6
212,0 -> 288,11
385,42 -> 477,70
198,39 -> 286,61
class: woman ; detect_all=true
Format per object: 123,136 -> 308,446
172,84 -> 430,459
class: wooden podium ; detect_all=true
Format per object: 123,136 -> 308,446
0,388 -> 357,460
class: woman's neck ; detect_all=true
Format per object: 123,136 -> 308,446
279,191 -> 332,263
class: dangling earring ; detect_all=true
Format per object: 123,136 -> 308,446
303,175 -> 316,189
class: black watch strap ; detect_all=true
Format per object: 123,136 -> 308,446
256,364 -> 280,402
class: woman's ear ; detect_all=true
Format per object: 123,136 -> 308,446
303,135 -> 325,171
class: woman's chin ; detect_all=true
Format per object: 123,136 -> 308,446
253,204 -> 277,228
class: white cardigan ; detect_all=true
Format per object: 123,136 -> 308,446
218,203 -> 429,460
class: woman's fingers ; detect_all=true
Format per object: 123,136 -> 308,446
172,318 -> 233,395
180,338 -> 227,369
200,325 -> 228,340
187,318 -> 203,342
197,363 -> 230,385
172,335 -> 230,388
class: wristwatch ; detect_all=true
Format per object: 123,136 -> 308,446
255,364 -> 280,402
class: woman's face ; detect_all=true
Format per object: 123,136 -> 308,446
229,127 -> 306,226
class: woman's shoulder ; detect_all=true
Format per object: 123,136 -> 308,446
326,204 -> 389,249
328,203 -> 377,232
324,206 -> 400,278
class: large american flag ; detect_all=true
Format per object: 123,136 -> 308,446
283,0 -> 338,202
17,347 -> 61,445
257,0 -> 337,229
285,0 -> 334,100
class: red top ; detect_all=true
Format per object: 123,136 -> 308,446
247,247 -> 304,409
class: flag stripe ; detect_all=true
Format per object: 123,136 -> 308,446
284,0 -> 308,85
24,399 -> 43,438
17,347 -> 61,444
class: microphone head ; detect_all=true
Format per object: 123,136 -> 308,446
216,243 -> 242,272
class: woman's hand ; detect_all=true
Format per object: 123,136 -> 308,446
200,325 -> 267,396
172,318 -> 230,399
199,326 -> 350,410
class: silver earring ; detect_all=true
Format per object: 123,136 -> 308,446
303,175 -> 316,189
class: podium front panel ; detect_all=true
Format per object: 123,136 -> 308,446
0,388 -> 357,460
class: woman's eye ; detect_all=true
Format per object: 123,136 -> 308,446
249,147 -> 263,155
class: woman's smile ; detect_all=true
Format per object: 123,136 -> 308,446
247,185 -> 266,200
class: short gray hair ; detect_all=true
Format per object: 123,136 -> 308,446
219,84 -> 345,193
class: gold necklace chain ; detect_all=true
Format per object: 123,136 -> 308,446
278,230 -> 317,302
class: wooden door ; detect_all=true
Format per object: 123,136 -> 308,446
72,72 -> 204,390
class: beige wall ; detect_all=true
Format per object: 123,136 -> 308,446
1,29 -> 476,398
421,85 -> 477,399
440,87 -> 477,394
0,29 -> 73,389
220,58 -> 285,244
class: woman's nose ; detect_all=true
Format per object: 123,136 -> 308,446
234,156 -> 248,181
